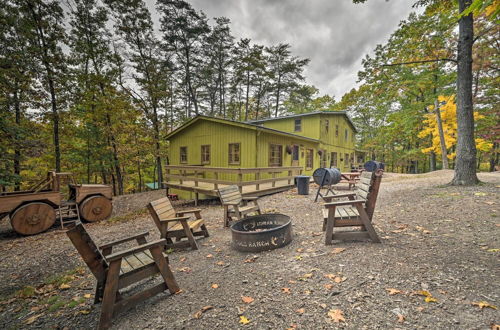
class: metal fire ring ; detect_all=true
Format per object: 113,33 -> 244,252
231,213 -> 293,252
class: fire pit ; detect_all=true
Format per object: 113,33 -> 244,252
231,213 -> 292,252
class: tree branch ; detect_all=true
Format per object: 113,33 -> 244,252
382,58 -> 457,67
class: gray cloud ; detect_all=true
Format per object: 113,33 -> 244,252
148,0 -> 416,99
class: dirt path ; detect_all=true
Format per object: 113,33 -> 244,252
0,170 -> 499,329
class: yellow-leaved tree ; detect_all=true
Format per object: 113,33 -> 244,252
418,95 -> 492,162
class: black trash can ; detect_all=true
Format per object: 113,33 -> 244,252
295,175 -> 310,195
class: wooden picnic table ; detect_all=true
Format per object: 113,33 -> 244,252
340,172 -> 360,189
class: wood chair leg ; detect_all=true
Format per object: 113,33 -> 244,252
180,220 -> 198,250
98,260 -> 121,330
322,218 -> 327,231
324,207 -> 335,245
149,246 -> 180,293
355,204 -> 381,243
223,205 -> 229,227
201,224 -> 209,237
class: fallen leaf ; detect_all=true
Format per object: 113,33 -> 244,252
180,257 -> 187,262
174,289 -> 184,295
487,249 -> 500,252
328,309 -> 345,323
474,192 -> 487,196
324,284 -> 334,290
397,314 -> 405,323
282,287 -> 291,294
241,296 -> 254,304
193,305 -> 213,319
83,294 -> 92,299
312,232 -> 322,237
491,324 -> 500,330
296,308 -> 305,314
484,201 -> 496,205
425,296 -> 438,303
386,288 -> 403,295
216,261 -> 225,266
25,314 -> 43,325
206,254 -> 213,258
78,309 -> 91,315
334,276 -> 346,283
331,248 -> 345,254
239,315 -> 250,325
295,255 -> 302,260
178,267 -> 192,273
296,248 -> 304,253
302,273 -> 313,279
244,255 -> 258,263
415,290 -> 432,297
472,301 -> 497,310
211,284 -> 219,289
288,280 -> 297,284
59,283 -> 71,290
324,274 -> 336,280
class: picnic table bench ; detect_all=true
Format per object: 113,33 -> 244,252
322,170 -> 383,244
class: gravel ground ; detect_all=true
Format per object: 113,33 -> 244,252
0,170 -> 499,329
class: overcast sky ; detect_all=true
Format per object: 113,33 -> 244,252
148,0 -> 417,100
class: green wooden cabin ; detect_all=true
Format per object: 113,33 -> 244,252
165,112 -> 358,200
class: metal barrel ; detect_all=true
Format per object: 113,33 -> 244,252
312,168 -> 341,186
295,176 -> 310,195
364,161 -> 385,172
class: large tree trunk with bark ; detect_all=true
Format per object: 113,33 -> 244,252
451,0 -> 479,185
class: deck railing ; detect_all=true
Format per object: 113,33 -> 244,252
165,165 -> 302,193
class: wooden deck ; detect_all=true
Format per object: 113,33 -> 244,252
165,179 -> 295,197
164,165 -> 303,203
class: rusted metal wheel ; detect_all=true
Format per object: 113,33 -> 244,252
10,202 -> 56,235
79,195 -> 112,222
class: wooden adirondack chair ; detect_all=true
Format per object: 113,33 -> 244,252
147,197 -> 209,250
322,170 -> 383,244
217,185 -> 261,227
66,221 -> 179,330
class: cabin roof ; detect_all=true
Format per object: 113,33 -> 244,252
247,111 -> 358,133
165,115 -> 320,143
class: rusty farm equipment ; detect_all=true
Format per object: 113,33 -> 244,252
0,171 -> 113,235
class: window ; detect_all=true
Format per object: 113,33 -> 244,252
324,119 -> 329,133
180,146 -> 187,164
335,125 -> 339,137
201,145 -> 210,164
331,152 -> 337,167
345,128 -> 348,141
228,143 -> 240,165
306,149 -> 313,169
292,145 -> 299,161
294,119 -> 301,132
345,153 -> 349,166
320,150 -> 327,168
269,144 -> 283,167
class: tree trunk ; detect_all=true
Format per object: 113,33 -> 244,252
13,89 -> 21,191
489,142 -> 498,172
434,99 -> 449,169
245,70 -> 250,121
451,0 -> 479,185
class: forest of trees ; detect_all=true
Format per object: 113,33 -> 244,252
1,0 -> 334,194
1,0 -> 498,195
341,0 -> 498,177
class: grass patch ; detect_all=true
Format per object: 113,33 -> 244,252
44,267 -> 85,286
107,208 -> 148,224
47,299 -> 66,312
15,286 -> 36,298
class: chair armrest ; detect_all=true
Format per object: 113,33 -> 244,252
159,216 -> 190,223
322,193 -> 356,202
242,197 -> 258,201
222,202 -> 240,206
324,200 -> 365,208
105,239 -> 167,262
100,232 -> 150,250
176,209 -> 202,215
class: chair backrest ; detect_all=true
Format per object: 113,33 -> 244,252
148,197 -> 177,232
355,170 -> 383,219
217,185 -> 242,205
66,221 -> 107,282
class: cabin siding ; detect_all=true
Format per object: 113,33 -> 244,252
256,114 -> 321,140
